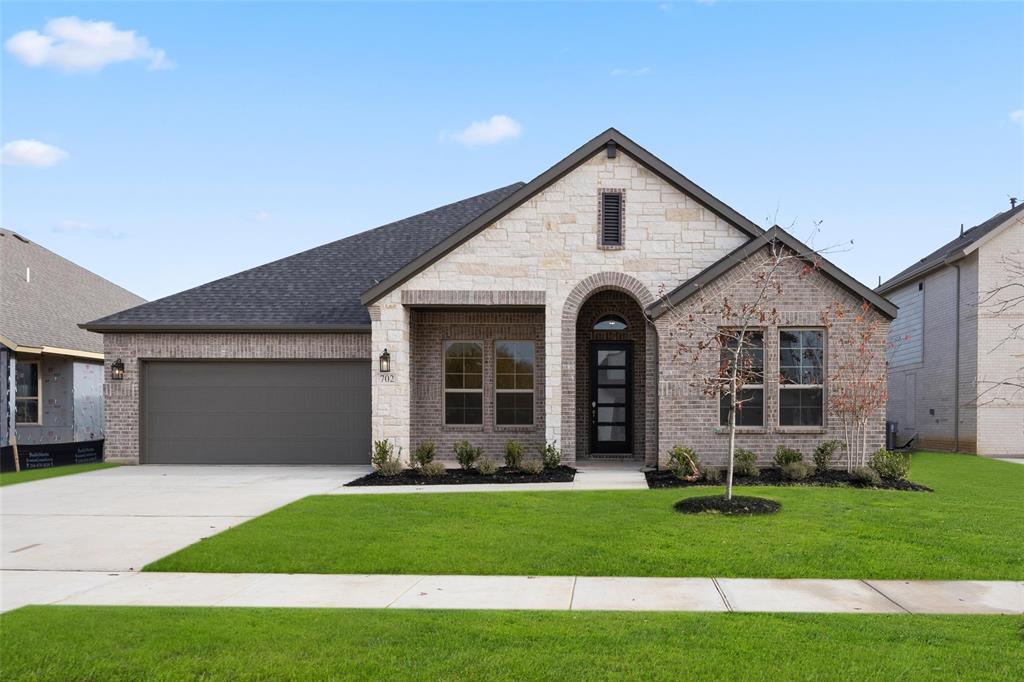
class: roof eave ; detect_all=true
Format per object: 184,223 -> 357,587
79,323 -> 372,333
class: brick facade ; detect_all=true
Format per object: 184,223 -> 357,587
102,332 -> 370,463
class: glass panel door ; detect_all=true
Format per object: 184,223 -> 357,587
590,342 -> 631,454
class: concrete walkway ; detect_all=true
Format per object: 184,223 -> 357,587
3,571 -> 1020,615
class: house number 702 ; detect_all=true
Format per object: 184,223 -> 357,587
379,374 -> 396,383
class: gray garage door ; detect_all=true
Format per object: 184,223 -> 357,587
142,361 -> 371,465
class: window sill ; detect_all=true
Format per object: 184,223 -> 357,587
441,425 -> 485,432
774,426 -> 828,434
713,426 -> 767,435
495,425 -> 538,432
597,244 -> 625,250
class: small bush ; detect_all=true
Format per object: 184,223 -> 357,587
504,440 -> 524,470
774,445 -> 803,467
667,445 -> 700,480
813,440 -> 842,471
539,441 -> 562,469
734,448 -> 759,477
476,458 -> 498,476
371,439 -> 402,473
702,466 -> 722,484
453,440 -> 482,470
420,461 -> 447,477
412,441 -> 436,468
519,459 -> 544,475
376,459 -> 404,477
780,461 -> 811,481
870,448 -> 911,481
853,466 -> 882,487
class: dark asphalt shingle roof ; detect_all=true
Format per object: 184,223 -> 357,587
83,183 -> 525,330
877,202 -> 1024,294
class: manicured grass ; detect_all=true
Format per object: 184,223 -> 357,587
146,453 -> 1024,580
0,462 -> 116,487
1,606 -> 1020,681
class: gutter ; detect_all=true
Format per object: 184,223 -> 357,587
78,324 -> 372,333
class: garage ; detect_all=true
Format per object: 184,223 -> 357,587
142,360 -> 371,465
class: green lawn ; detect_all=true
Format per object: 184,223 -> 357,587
1,606 -> 1020,681
0,462 -> 116,487
146,453 -> 1024,580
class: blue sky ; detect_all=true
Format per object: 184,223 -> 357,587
3,1 -> 1023,301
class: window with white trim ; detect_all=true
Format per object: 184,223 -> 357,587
779,329 -> 825,426
444,341 -> 483,425
495,341 -> 534,425
718,330 -> 764,427
15,360 -> 41,424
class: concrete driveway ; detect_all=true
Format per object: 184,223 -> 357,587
1,465 -> 369,611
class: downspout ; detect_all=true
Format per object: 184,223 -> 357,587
953,263 -> 961,452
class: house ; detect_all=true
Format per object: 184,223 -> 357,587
83,129 -> 895,467
1,230 -> 145,470
878,202 -> 1024,456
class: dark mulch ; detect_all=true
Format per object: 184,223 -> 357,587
674,495 -> 781,516
345,466 -> 576,487
646,468 -> 932,492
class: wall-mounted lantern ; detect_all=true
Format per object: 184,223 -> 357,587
379,348 -> 391,374
111,358 -> 125,381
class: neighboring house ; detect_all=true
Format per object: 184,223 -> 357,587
1,230 -> 146,467
878,202 -> 1024,456
83,129 -> 895,467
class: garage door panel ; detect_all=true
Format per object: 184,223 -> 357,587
143,361 -> 371,465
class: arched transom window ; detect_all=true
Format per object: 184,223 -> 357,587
593,315 -> 628,331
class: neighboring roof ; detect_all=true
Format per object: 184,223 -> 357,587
877,202 -> 1024,295
647,225 -> 898,320
82,184 -> 524,332
361,127 -> 765,305
0,230 -> 146,354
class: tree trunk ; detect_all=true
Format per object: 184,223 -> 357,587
726,395 -> 736,501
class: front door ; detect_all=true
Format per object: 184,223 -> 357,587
589,342 -> 632,454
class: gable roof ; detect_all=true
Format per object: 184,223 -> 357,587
877,201 -> 1024,295
82,184 -> 524,332
1,230 -> 145,354
646,225 -> 898,320
360,127 -> 765,305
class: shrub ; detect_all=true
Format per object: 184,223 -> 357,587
412,441 -> 437,469
376,458 -> 404,477
702,466 -> 722,484
453,440 -> 482,470
371,439 -> 402,472
420,461 -> 447,477
734,448 -> 759,477
476,458 -> 498,476
667,445 -> 700,480
774,445 -> 803,467
870,448 -> 911,481
504,440 -> 524,470
519,459 -> 544,475
539,441 -> 562,469
813,440 -> 843,471
852,466 -> 882,487
780,461 -> 810,481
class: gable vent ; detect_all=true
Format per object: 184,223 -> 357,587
600,191 -> 623,246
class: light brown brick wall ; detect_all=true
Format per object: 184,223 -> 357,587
102,332 -> 370,463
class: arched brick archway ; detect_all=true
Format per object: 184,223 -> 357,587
560,273 -> 659,466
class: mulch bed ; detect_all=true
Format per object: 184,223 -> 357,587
345,465 -> 577,487
646,468 -> 932,492
674,495 -> 781,516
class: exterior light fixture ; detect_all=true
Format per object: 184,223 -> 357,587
379,348 -> 391,374
111,358 -> 125,381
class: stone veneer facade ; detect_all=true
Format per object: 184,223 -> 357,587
102,332 -> 370,463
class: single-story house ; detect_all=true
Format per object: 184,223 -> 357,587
1,229 -> 145,469
879,201 -> 1024,456
83,129 -> 895,467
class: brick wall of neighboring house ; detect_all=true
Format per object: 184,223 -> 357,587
654,246 -> 892,468
574,290 -> 649,461
409,309 -> 545,463
102,332 -> 371,464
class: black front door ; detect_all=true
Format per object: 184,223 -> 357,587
589,342 -> 632,454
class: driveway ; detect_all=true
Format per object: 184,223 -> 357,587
0,465 -> 369,611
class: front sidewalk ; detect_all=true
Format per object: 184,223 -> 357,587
3,570 -> 1021,615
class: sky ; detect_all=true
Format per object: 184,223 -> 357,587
2,1 -> 1023,302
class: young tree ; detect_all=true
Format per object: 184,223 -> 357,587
976,251 -> 1024,405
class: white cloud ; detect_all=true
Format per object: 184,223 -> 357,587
1,139 -> 68,167
253,210 -> 271,223
659,3 -> 673,11
449,115 -> 523,147
1011,110 -> 1024,124
52,220 -> 124,239
610,67 -> 652,77
5,17 -> 173,72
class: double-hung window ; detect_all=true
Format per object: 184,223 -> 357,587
444,341 -> 483,425
719,330 -> 764,427
15,360 -> 41,424
495,341 -> 534,425
779,329 -> 825,426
